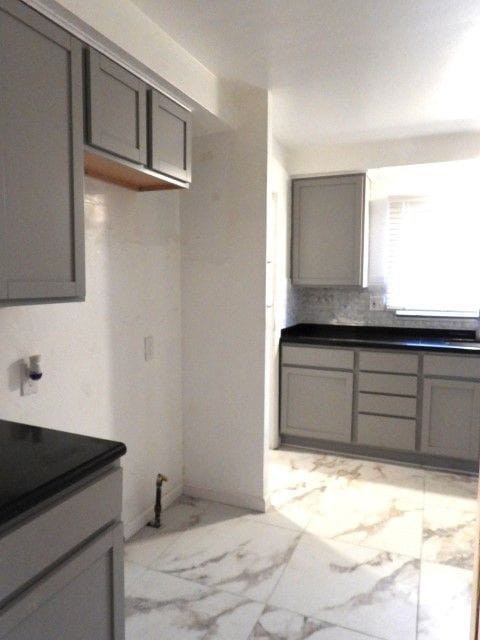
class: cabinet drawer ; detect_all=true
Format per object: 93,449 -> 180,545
357,414 -> 416,451
0,467 -> 122,605
359,372 -> 417,396
358,392 -> 417,418
359,351 -> 418,374
282,345 -> 354,369
424,354 -> 480,379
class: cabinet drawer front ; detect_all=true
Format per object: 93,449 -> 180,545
282,345 -> 354,369
0,467 -> 122,606
359,372 -> 417,396
359,351 -> 418,374
424,354 -> 480,379
358,393 -> 417,418
357,414 -> 416,451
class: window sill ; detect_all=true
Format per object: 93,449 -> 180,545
395,310 -> 478,319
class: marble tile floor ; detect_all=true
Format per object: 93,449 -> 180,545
125,448 -> 478,640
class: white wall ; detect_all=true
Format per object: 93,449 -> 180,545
288,131 -> 480,175
265,130 -> 290,454
181,86 -> 269,511
0,177 -> 183,538
28,0 -> 237,131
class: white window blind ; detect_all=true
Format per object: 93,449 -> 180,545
382,192 -> 480,314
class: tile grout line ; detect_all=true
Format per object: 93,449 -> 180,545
415,472 -> 427,640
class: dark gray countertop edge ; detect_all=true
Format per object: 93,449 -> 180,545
281,335 -> 480,354
0,443 -> 126,527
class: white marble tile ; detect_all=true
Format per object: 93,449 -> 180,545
124,560 -> 147,592
248,605 -> 377,639
269,535 -> 419,640
152,518 -> 301,602
126,568 -> 264,640
306,480 -> 423,558
417,561 -> 472,640
424,470 -> 477,511
422,505 -> 476,569
125,496 -> 252,567
125,525 -> 183,568
254,485 -> 326,531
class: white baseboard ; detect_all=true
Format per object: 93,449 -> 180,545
183,483 -> 267,513
124,482 -> 183,540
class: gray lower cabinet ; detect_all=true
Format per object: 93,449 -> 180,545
281,343 -> 480,469
291,174 -> 367,286
0,467 -> 125,640
0,0 -> 85,302
422,378 -> 480,460
281,365 -> 353,442
85,49 -> 147,164
148,89 -> 191,182
0,524 -> 124,640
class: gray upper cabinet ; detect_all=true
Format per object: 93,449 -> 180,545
85,49 -> 147,165
291,174 -> 367,286
0,0 -> 85,302
148,89 -> 191,183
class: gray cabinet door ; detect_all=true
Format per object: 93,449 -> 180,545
148,89 -> 191,182
292,174 -> 366,286
422,378 -> 480,460
86,49 -> 147,164
0,524 -> 125,640
281,366 -> 353,442
0,0 -> 85,301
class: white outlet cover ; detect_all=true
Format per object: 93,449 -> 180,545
21,377 -> 38,396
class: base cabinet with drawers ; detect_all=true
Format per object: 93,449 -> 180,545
281,343 -> 480,470
0,466 -> 125,640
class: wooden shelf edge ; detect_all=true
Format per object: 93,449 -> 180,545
84,149 -> 188,192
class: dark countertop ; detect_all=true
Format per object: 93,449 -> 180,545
281,324 -> 480,354
0,419 -> 126,527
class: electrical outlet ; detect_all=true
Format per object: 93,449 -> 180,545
369,294 -> 385,311
21,362 -> 38,396
144,336 -> 154,361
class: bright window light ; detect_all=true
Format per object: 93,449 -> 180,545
368,160 -> 480,316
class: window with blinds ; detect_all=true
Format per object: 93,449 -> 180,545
380,190 -> 480,315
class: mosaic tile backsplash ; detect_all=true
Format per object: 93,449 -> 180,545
286,286 -> 479,331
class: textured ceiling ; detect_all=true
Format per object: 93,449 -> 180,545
131,0 -> 480,149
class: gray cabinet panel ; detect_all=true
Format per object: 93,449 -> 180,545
359,372 -> 417,396
148,89 -> 191,182
358,392 -> 417,418
0,468 -> 122,604
292,174 -> 366,286
282,345 -> 354,369
422,378 -> 480,460
424,354 -> 480,379
0,524 -> 124,640
86,49 -> 147,164
359,350 -> 418,374
0,1 -> 85,301
357,414 -> 416,451
281,366 -> 353,442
